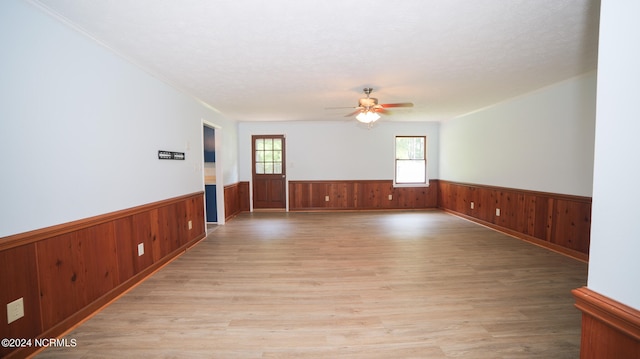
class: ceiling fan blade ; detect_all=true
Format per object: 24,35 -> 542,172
344,108 -> 364,117
380,102 -> 414,108
325,106 -> 357,110
373,107 -> 389,115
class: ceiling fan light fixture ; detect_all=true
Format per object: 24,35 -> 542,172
356,111 -> 380,124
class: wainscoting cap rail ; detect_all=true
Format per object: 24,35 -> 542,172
0,191 -> 204,251
573,286 -> 640,341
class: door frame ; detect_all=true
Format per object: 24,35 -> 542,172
251,134 -> 287,210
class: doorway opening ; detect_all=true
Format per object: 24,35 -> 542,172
203,122 -> 225,228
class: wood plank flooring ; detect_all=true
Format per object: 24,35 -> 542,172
35,210 -> 588,358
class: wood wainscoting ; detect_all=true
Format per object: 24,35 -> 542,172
573,287 -> 640,358
438,180 -> 591,261
288,180 -> 438,211
224,181 -> 250,221
0,192 -> 206,359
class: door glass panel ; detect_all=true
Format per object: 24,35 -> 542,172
254,136 -> 284,175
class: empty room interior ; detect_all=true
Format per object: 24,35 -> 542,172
1,0 -> 639,358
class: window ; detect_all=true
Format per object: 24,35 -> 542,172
254,137 -> 283,174
395,136 -> 427,185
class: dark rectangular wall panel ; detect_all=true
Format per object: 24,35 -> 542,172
288,180 -> 439,211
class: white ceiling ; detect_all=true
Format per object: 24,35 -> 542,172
32,0 -> 600,122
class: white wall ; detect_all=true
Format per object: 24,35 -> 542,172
238,121 -> 439,182
439,72 -> 597,197
587,0 -> 640,309
0,0 -> 237,237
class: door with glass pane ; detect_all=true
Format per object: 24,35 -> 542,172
252,135 -> 286,209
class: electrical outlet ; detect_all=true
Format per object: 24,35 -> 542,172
470,201 -> 474,209
137,243 -> 144,257
325,195 -> 329,202
388,194 -> 393,200
496,208 -> 501,216
188,220 -> 193,230
7,297 -> 24,324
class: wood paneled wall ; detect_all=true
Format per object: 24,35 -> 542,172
224,182 -> 250,221
573,287 -> 640,358
287,180 -> 591,260
438,180 -> 591,260
288,180 -> 438,211
0,193 -> 206,359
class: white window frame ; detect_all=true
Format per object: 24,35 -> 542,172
393,135 -> 429,188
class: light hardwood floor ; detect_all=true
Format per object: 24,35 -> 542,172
35,210 -> 588,358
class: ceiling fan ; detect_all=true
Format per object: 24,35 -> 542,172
328,88 -> 413,126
